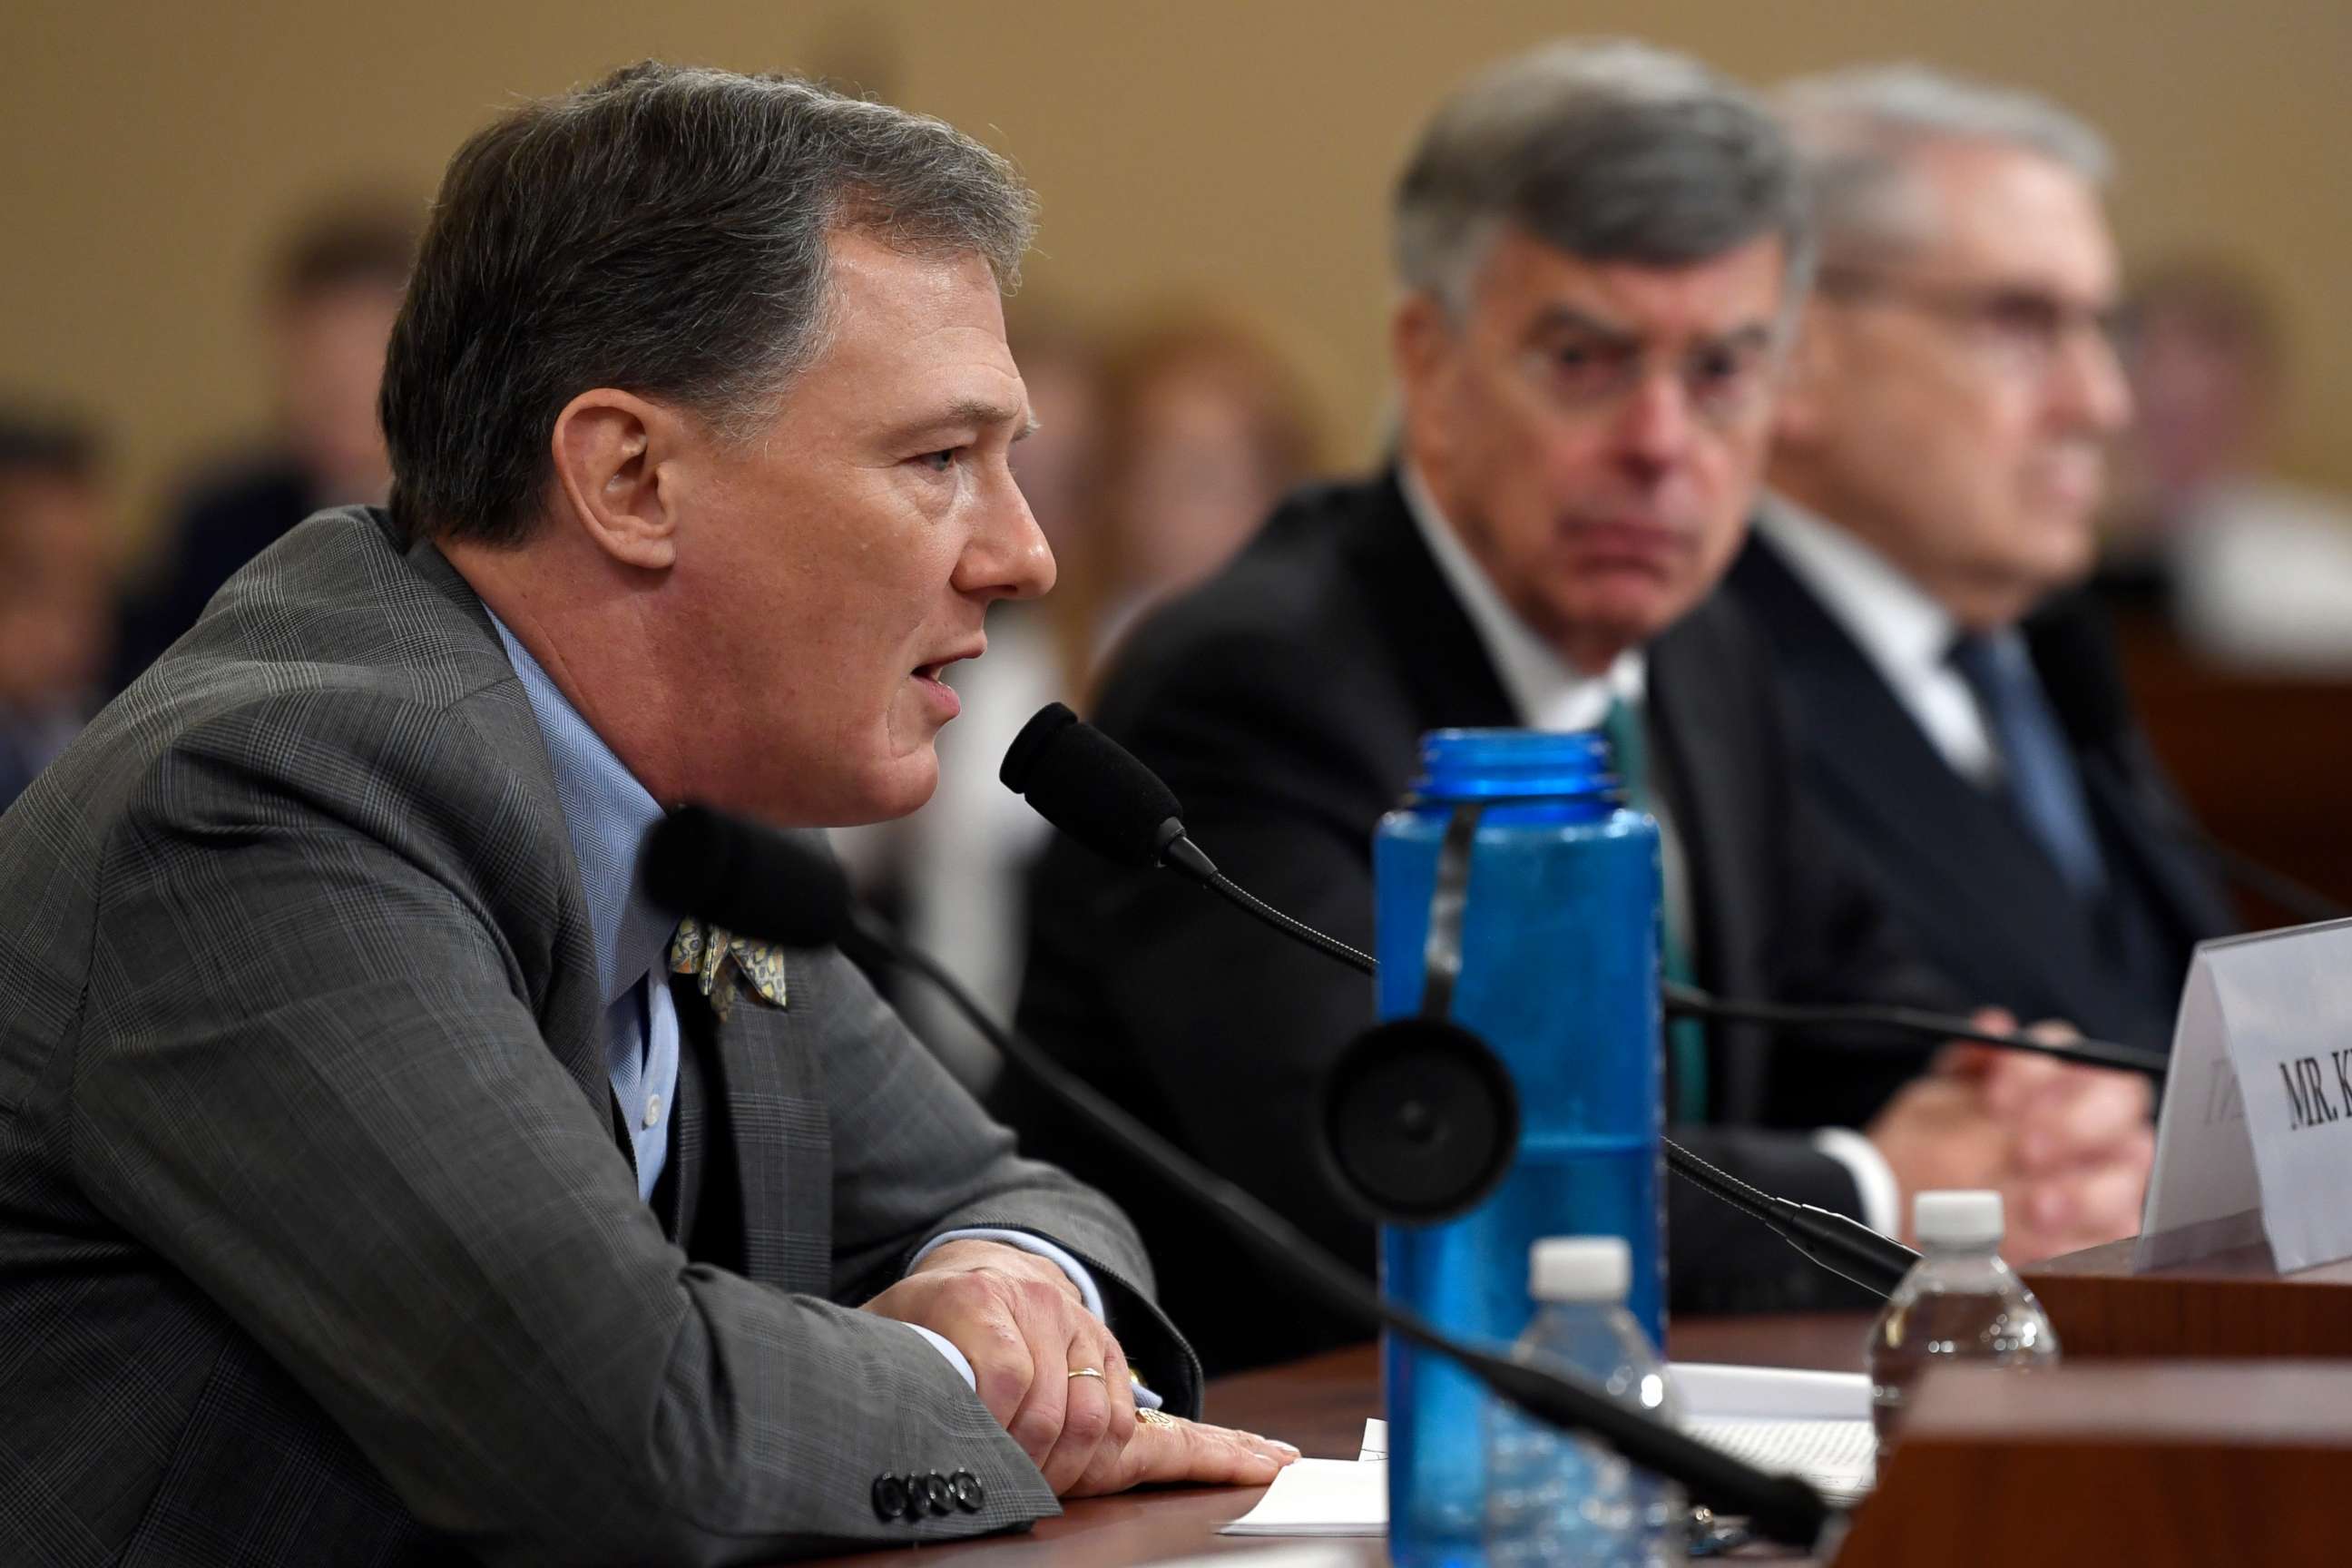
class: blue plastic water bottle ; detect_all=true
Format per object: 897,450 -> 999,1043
1375,729 -> 1664,1568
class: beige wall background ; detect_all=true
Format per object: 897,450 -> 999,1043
6,0 -> 2348,547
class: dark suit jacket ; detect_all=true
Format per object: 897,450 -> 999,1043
1009,475 -> 1960,1375
1725,529 -> 2237,1053
0,508 -> 1194,1565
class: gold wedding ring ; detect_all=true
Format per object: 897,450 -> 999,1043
1066,1367 -> 1107,1381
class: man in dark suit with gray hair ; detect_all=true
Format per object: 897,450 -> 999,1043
1014,39 -> 2156,1377
0,62 -> 1289,1565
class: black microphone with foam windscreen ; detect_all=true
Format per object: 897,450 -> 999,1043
1001,702 -> 1931,1297
2027,598 -> 2350,927
639,801 -> 1838,1552
643,806 -> 864,955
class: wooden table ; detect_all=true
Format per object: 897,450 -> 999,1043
807,1314 -> 1872,1566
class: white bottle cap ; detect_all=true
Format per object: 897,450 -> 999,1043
1529,1237 -> 1632,1303
1913,1190 -> 2004,1248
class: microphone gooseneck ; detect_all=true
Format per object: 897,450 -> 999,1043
642,805 -> 1838,1552
1660,984 -> 2168,1077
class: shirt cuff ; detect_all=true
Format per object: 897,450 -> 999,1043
907,1322 -> 978,1387
906,1228 -> 1164,1410
1810,1127 -> 1901,1238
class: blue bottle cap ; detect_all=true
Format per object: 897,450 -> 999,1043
1411,728 -> 1622,803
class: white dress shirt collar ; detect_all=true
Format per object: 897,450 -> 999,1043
1397,464 -> 1644,732
1753,494 -> 2001,783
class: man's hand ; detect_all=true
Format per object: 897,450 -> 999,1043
860,1240 -> 1296,1494
1061,1411 -> 1297,1498
1867,1011 -> 2155,1263
1944,1015 -> 2154,1262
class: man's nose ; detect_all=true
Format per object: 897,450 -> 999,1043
956,468 -> 1057,603
1609,370 -> 1698,476
2052,326 -> 2134,437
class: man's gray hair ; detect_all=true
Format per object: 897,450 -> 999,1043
382,62 -> 1038,546
1775,64 -> 2112,265
1393,39 -> 1811,312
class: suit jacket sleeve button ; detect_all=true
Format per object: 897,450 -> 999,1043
949,1469 -> 985,1512
922,1472 -> 955,1515
872,1475 -> 910,1521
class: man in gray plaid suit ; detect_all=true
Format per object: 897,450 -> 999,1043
0,63 -> 1293,1565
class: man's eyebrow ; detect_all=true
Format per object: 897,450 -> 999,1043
1708,322 -> 1779,352
1524,306 -> 1640,345
1525,308 -> 1779,354
892,396 -> 1033,445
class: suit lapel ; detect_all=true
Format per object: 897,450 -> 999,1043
674,969 -> 831,1291
1643,605 -> 1774,1122
1730,536 -> 2108,1015
401,528 -> 609,1110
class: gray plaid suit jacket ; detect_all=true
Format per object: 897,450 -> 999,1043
0,508 -> 1200,1566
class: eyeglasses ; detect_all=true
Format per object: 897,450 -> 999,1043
1817,265 -> 2122,379
1514,318 -> 1783,431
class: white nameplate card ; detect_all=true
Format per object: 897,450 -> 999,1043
2139,917 -> 2352,1272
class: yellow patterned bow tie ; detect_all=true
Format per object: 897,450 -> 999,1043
669,918 -> 789,1020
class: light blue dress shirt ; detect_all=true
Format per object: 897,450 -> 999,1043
487,615 -> 1144,1399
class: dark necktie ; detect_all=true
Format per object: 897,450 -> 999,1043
1945,632 -> 2106,896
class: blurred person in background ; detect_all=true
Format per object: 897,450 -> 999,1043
2105,260 -> 2352,670
1730,66 -> 2235,1060
1014,41 -> 2153,1377
832,303 -> 1112,1088
1087,311 -> 1321,662
113,196 -> 416,684
0,413 -> 113,811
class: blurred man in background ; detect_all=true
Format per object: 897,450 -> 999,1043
1731,66 -> 2236,1058
0,413 -> 113,811
1013,41 -> 2154,1377
2105,260 -> 2352,671
113,198 -> 416,683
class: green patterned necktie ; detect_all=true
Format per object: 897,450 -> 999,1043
669,917 -> 789,1021
1601,696 -> 1707,1124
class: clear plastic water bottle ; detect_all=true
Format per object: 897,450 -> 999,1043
1867,1190 -> 2060,1460
1485,1238 -> 1685,1568
1376,729 -> 1663,1566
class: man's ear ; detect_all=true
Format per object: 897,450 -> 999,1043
548,389 -> 683,571
1391,292 -> 1461,452
1770,299 -> 1839,447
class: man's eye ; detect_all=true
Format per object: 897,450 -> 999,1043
1689,342 -> 1759,388
1984,295 -> 2066,345
1548,342 -> 1632,389
919,449 -> 960,474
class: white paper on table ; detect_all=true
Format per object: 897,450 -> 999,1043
1217,1457 -> 1387,1537
1219,1364 -> 1874,1537
1674,1362 -> 1876,1504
